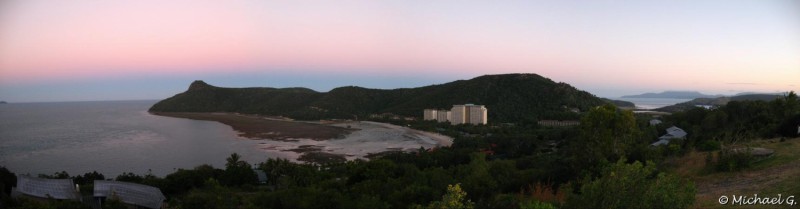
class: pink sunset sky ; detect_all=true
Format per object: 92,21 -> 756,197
0,0 -> 798,102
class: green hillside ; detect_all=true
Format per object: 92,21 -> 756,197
655,93 -> 783,112
149,73 -> 611,123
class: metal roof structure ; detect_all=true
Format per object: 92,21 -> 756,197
650,139 -> 670,146
94,180 -> 165,209
659,126 -> 687,140
15,175 -> 80,200
649,119 -> 662,126
652,126 -> 687,146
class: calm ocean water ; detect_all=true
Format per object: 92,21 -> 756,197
611,97 -> 691,109
0,100 -> 269,177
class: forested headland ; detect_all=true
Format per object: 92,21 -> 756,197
149,74 -> 628,123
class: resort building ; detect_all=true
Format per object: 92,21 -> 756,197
436,110 -> 451,123
423,109 -> 438,121
450,105 -> 466,125
423,104 -> 488,125
450,104 -> 488,125
424,109 -> 452,123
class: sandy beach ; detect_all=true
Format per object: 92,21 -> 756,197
256,121 -> 454,162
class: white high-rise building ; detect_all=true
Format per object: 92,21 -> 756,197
423,109 -> 438,121
436,110 -> 451,123
450,105 -> 466,125
424,104 -> 487,125
449,104 -> 487,125
468,105 -> 488,125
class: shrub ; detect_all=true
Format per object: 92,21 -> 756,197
416,183 -> 475,209
519,199 -> 557,209
696,140 -> 721,151
563,159 -> 696,209
520,182 -> 565,205
715,148 -> 753,172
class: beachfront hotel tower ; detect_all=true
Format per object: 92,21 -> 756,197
424,109 -> 452,123
436,110 -> 451,123
424,104 -> 487,125
451,104 -> 488,125
423,109 -> 438,121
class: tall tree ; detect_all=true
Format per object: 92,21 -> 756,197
571,104 -> 640,173
221,153 -> 257,187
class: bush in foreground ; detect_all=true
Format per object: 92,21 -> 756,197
564,159 -> 696,209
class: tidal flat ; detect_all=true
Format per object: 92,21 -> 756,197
152,112 -> 453,163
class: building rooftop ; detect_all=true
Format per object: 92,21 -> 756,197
664,126 -> 687,138
15,175 -> 80,200
94,180 -> 165,209
653,126 -> 687,146
649,119 -> 662,125
650,139 -> 670,146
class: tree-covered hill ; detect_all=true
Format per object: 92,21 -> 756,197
655,93 -> 784,113
149,73 -> 614,123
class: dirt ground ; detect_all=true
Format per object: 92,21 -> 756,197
666,138 -> 800,208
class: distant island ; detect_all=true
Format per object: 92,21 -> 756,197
0,101 -> 6,104
621,91 -> 720,99
150,73 -> 628,123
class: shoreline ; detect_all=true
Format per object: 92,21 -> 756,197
150,112 -> 454,163
354,121 -> 453,147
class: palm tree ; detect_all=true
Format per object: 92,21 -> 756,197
226,153 -> 242,168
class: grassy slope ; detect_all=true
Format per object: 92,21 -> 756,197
664,138 -> 800,208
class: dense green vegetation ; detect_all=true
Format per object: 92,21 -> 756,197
658,92 -> 799,147
655,93 -> 783,113
601,98 -> 635,109
149,74 -> 615,123
644,92 -> 800,177
564,159 -> 696,209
